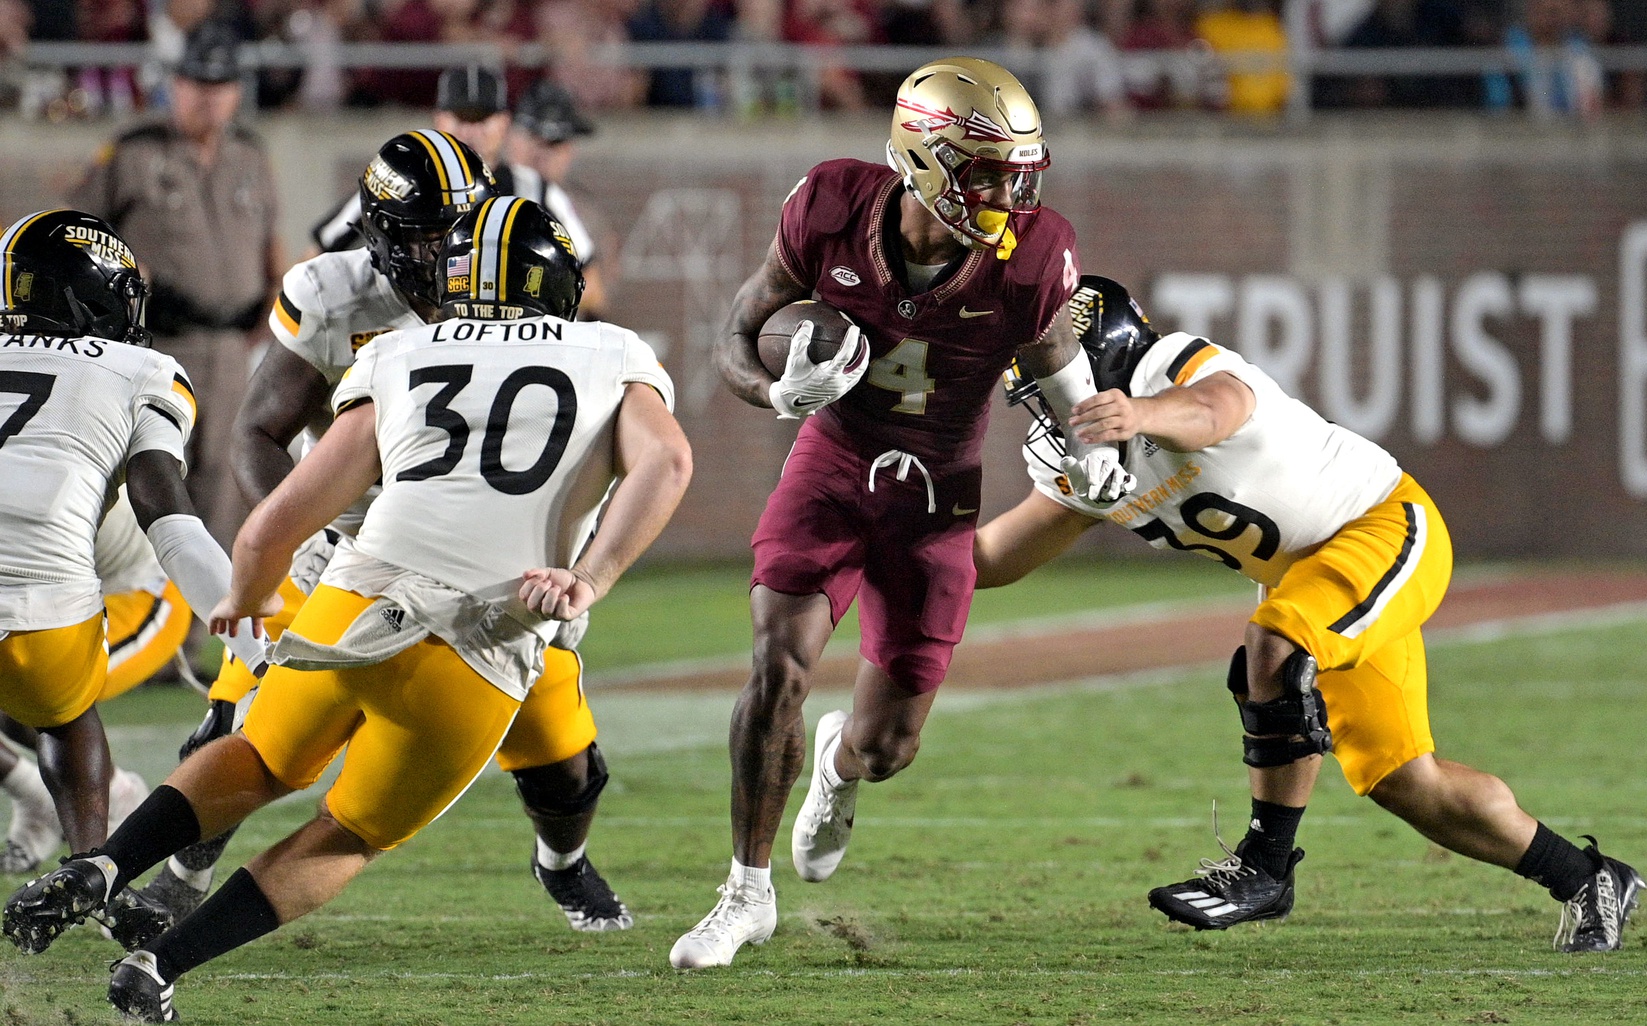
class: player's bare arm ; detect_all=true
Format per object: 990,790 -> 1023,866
1070,371 -> 1255,452
213,403 -> 381,633
521,383 -> 693,619
715,238 -> 812,407
973,489 -> 1097,589
230,343 -> 334,504
1012,305 -> 1081,380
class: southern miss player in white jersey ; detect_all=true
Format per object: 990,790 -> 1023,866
0,210 -> 270,957
202,132 -> 636,933
7,196 -> 692,1023
975,276 -> 1641,952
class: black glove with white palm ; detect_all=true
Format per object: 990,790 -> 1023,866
768,320 -> 868,420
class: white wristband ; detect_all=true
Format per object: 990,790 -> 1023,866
1033,350 -> 1114,461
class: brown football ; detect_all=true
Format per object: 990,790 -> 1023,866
757,300 -> 857,378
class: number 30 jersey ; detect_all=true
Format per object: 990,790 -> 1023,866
1024,331 -> 1401,588
0,335 -> 195,629
331,315 -> 674,602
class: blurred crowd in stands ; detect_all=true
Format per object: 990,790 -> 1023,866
2,0 -> 1643,119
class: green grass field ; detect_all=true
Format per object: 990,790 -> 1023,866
3,559 -> 1645,1025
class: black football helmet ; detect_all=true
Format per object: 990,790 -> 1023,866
0,209 -> 150,346
438,196 -> 585,321
1004,274 -> 1158,467
359,130 -> 496,304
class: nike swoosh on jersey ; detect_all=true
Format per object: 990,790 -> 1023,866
952,504 -> 979,516
958,307 -> 994,319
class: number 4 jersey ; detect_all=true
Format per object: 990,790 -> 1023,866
1024,331 -> 1402,588
330,315 -> 674,603
0,335 -> 195,630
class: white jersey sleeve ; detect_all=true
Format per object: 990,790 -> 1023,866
618,329 -> 673,410
270,249 -> 420,387
126,355 -> 195,464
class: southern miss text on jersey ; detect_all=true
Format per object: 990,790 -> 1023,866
1025,332 -> 1402,588
777,159 -> 1079,468
0,334 -> 194,629
330,315 -> 673,604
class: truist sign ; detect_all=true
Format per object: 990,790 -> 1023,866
1138,221 -> 1647,509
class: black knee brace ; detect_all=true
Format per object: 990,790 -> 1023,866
514,743 -> 610,817
1226,646 -> 1332,768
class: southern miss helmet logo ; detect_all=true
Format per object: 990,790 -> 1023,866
13,272 -> 32,301
895,98 -> 1012,143
1070,285 -> 1098,339
524,265 -> 543,297
61,224 -> 137,269
363,156 -> 415,201
548,219 -> 577,261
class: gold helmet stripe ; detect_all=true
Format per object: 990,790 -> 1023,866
1,209 -> 59,308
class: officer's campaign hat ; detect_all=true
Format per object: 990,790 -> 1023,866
436,66 -> 508,121
176,21 -> 242,84
516,80 -> 595,144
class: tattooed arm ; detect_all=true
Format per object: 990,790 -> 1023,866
715,238 -> 813,408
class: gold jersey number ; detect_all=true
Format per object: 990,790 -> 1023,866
867,338 -> 936,414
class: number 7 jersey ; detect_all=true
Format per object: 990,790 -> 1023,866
1024,331 -> 1402,588
331,315 -> 673,602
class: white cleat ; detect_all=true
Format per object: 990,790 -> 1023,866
108,769 -> 150,835
669,878 -> 778,969
792,709 -> 858,883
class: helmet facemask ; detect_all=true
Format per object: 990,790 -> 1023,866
897,134 -> 1048,250
363,211 -> 448,305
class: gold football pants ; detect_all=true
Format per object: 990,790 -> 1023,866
100,582 -> 192,701
1252,474 -> 1452,794
0,613 -> 107,728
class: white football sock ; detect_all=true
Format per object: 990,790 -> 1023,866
2,756 -> 52,807
730,859 -> 771,896
819,732 -> 848,791
166,856 -> 214,891
537,837 -> 585,871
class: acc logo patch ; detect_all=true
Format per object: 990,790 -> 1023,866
830,266 -> 861,287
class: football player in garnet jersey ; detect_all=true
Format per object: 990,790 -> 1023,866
974,275 -> 1641,953
671,57 -> 1133,969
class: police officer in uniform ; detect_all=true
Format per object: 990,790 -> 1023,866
72,21 -> 284,553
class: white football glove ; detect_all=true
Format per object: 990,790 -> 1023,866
767,320 -> 868,420
289,528 -> 340,595
1060,448 -> 1137,505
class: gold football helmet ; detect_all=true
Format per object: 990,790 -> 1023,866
887,57 -> 1049,254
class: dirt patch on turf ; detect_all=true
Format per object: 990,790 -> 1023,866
620,567 -> 1647,692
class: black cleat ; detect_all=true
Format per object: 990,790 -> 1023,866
1148,837 -> 1303,931
1555,836 -> 1643,953
2,855 -> 116,953
109,951 -> 179,1022
99,887 -> 176,952
136,863 -> 210,920
532,855 -> 633,932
